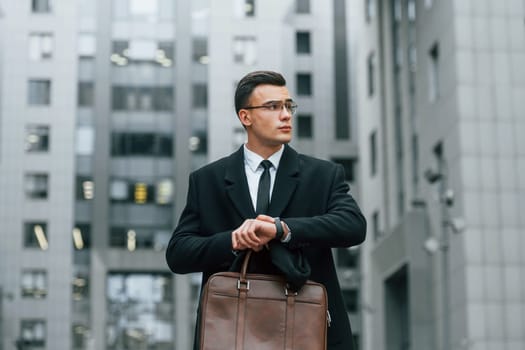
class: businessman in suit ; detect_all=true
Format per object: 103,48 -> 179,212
166,70 -> 366,349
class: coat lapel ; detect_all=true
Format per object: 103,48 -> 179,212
225,146 -> 256,219
267,145 -> 299,217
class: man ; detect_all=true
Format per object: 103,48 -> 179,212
166,70 -> 366,349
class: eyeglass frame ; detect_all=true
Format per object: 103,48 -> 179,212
242,100 -> 298,116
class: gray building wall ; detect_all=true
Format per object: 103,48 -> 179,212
353,0 -> 525,349
0,1 -> 78,349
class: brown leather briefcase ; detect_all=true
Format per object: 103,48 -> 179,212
199,250 -> 328,350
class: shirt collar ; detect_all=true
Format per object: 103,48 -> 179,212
243,144 -> 284,172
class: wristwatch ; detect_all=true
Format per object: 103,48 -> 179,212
274,217 -> 292,243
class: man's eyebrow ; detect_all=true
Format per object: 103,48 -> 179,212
262,98 -> 293,104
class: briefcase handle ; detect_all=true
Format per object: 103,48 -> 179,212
237,250 -> 253,291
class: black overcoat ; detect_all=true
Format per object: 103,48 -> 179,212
166,144 -> 367,350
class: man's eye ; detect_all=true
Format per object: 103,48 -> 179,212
267,103 -> 279,111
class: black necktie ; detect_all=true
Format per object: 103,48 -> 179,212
256,160 -> 272,215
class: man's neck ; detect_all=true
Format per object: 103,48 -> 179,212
245,143 -> 284,160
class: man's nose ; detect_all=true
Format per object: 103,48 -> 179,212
280,106 -> 292,119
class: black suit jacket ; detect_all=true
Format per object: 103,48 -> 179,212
166,145 -> 366,350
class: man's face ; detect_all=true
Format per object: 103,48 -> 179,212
238,84 -> 294,149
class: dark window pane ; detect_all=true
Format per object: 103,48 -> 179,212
296,31 -> 311,54
32,0 -> 51,13
370,130 -> 377,176
341,289 -> 358,312
192,37 -> 208,63
296,73 -> 312,96
158,41 -> 174,60
153,87 -> 173,111
78,82 -> 94,107
332,158 -> 355,182
190,132 -> 207,154
296,114 -> 312,138
111,133 -> 173,157
76,176 -> 94,200
245,0 -> 255,16
20,320 -> 46,347
23,222 -> 48,249
24,173 -> 48,199
192,83 -> 208,108
337,248 -> 359,268
296,0 -> 310,13
25,125 -> 50,152
73,223 -> 91,249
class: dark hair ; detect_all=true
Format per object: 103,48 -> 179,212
234,71 -> 286,114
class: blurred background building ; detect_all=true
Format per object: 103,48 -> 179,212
0,0 -> 523,350
351,0 -> 525,349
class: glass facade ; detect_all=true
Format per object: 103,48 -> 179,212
106,273 -> 174,350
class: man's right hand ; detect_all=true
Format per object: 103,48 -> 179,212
231,218 -> 276,251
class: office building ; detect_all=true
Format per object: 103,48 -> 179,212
350,0 -> 525,349
0,0 -> 364,349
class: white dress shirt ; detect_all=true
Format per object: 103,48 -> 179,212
243,144 -> 284,212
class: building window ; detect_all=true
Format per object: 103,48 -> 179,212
28,33 -> 53,61
23,222 -> 49,250
109,227 -> 172,251
296,73 -> 312,96
234,0 -> 255,17
341,289 -> 358,313
332,158 -> 355,182
372,210 -> 381,240
337,248 -> 359,268
244,0 -> 255,16
31,0 -> 51,13
28,79 -> 51,105
20,320 -> 46,347
296,114 -> 312,139
24,173 -> 49,199
73,224 -> 91,250
193,37 -> 208,64
109,178 -> 173,205
192,83 -> 208,108
21,270 -> 47,298
106,273 -> 174,348
296,0 -> 310,13
365,0 -> 375,21
428,42 -> 439,102
76,176 -> 94,200
112,86 -> 173,111
72,324 -> 89,349
370,130 -> 377,176
73,273 -> 89,301
296,31 -> 311,54
78,82 -> 94,107
367,52 -> 375,97
25,125 -> 49,152
190,132 -> 207,154
111,133 -> 173,157
233,36 -> 257,65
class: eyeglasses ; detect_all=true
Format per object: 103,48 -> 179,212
243,100 -> 298,116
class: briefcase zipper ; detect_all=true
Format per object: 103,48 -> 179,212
327,310 -> 332,327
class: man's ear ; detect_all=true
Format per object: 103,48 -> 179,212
238,110 -> 252,127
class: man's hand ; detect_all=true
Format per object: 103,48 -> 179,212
231,217 -> 277,251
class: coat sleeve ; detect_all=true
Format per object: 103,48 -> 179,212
165,174 -> 234,274
284,164 -> 366,248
